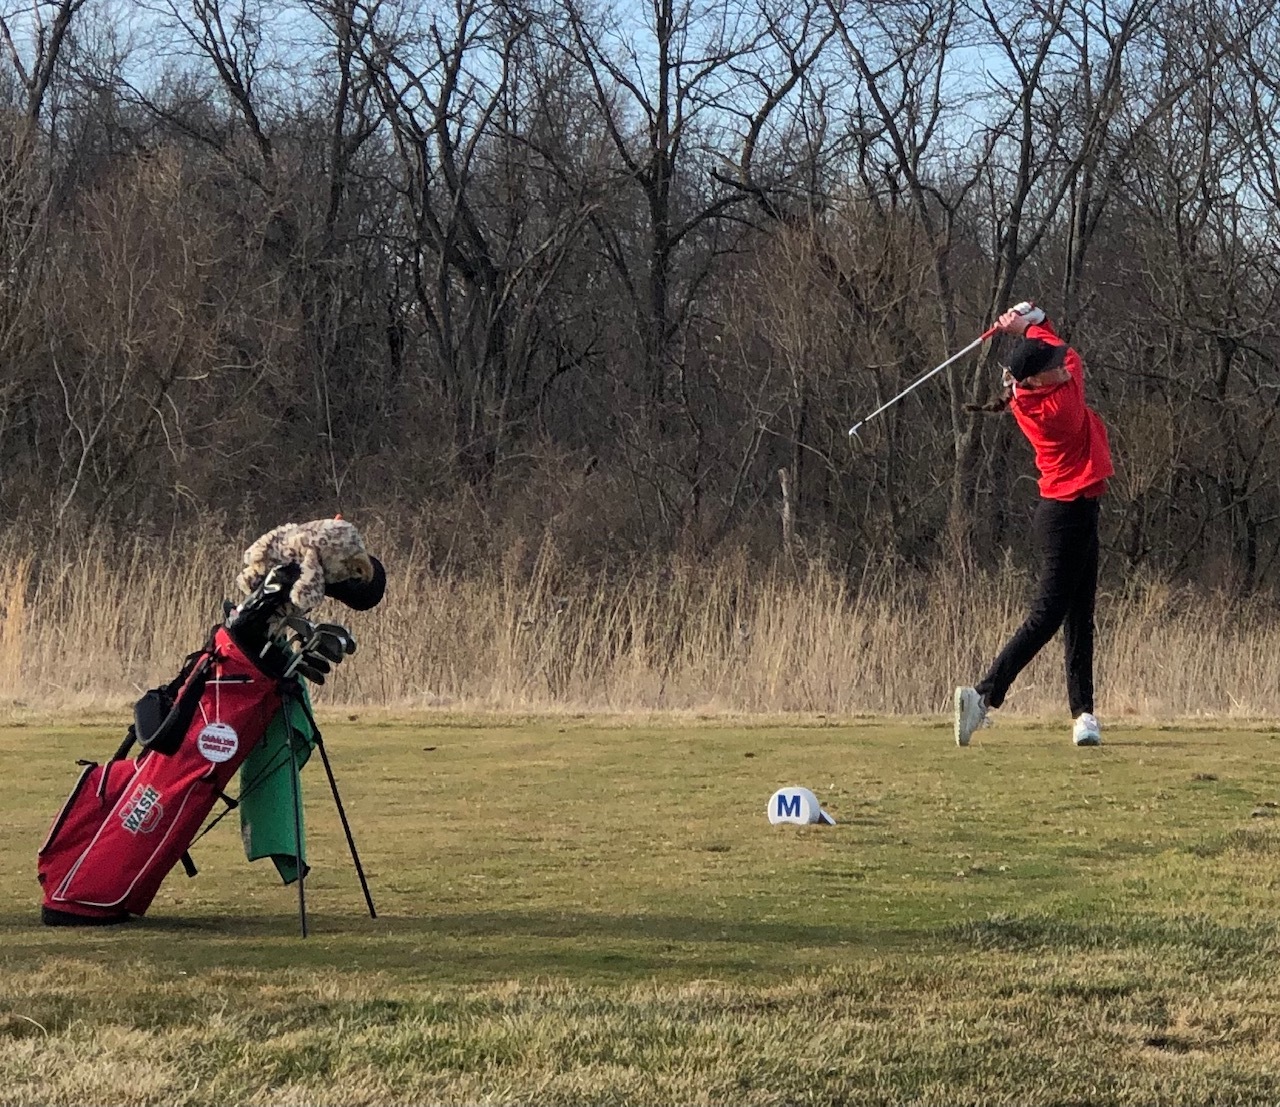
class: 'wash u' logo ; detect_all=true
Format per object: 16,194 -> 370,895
120,784 -> 164,834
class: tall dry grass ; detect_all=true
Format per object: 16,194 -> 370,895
1,527 -> 1278,719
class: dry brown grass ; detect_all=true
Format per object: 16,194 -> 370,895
1,526 -> 1278,719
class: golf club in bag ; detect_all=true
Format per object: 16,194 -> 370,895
37,562 -> 376,936
847,302 -> 1044,438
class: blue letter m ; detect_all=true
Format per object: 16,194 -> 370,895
776,793 -> 801,818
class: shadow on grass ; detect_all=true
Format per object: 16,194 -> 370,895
947,911 -> 1278,959
3,902 -> 1273,985
0,906 -> 893,979
0,905 -> 868,943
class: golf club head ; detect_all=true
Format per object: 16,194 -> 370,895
313,623 -> 357,655
282,615 -> 316,639
295,657 -> 330,684
294,626 -> 344,660
307,632 -> 349,664
306,651 -> 332,675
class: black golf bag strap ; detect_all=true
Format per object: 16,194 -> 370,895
112,725 -> 138,764
97,727 -> 138,800
172,640 -> 215,694
135,651 -> 217,756
180,852 -> 198,878
188,788 -> 241,848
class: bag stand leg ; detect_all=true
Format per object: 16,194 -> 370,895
287,710 -> 308,938
314,733 -> 377,920
282,682 -> 377,933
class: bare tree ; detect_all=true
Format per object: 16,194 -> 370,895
549,0 -> 839,549
0,0 -> 88,127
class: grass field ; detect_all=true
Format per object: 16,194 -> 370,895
6,714 -> 1280,1105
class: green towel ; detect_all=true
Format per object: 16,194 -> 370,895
239,690 -> 316,884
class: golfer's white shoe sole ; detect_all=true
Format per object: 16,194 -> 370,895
954,686 -> 987,747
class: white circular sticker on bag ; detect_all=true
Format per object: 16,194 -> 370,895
197,722 -> 239,763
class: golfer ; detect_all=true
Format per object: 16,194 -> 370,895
954,303 -> 1114,747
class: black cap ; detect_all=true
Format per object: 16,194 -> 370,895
324,556 -> 386,611
1005,337 -> 1066,382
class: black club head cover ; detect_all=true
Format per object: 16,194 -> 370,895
324,556 -> 386,611
261,562 -> 302,598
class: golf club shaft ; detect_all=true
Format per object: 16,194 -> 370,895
847,327 -> 997,438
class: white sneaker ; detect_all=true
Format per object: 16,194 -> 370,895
954,686 -> 988,747
1073,712 -> 1102,746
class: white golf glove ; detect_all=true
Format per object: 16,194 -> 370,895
1011,301 -> 1046,326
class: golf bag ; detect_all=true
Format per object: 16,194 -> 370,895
36,563 -> 368,928
37,626 -> 285,923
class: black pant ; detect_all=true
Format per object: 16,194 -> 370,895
976,497 -> 1100,717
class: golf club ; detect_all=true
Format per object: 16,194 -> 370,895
847,302 -> 1043,439
313,623 -> 358,656
307,630 -> 351,665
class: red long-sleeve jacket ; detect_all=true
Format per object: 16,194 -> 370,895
1010,321 -> 1114,500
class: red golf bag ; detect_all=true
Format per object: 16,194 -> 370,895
37,559 -> 376,931
38,625 -> 285,924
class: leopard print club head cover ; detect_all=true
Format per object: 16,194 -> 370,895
236,518 -> 374,614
